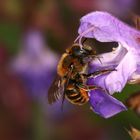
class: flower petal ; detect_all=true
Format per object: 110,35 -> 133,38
89,89 -> 127,118
78,11 -> 140,52
129,62 -> 140,84
129,72 -> 140,84
89,50 -> 137,94
78,11 -> 139,94
90,43 -> 127,70
105,50 -> 137,94
78,11 -> 120,42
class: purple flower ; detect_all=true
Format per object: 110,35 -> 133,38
89,89 -> 126,118
11,30 -> 58,100
11,30 -> 74,120
76,11 -> 140,118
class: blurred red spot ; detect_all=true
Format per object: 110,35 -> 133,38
136,37 -> 140,43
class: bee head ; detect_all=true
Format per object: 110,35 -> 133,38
67,44 -> 96,57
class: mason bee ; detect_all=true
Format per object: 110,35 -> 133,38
48,43 -> 114,107
126,91 -> 140,117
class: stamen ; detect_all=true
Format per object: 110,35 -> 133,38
74,25 -> 95,50
79,36 -> 83,49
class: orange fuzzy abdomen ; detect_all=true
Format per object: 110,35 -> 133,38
57,53 -> 70,77
57,53 -> 85,77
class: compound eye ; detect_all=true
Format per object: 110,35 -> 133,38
74,50 -> 82,56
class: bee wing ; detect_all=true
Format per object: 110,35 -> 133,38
48,65 -> 74,107
61,65 -> 74,110
48,76 -> 64,104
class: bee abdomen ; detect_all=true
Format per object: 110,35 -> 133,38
65,89 -> 88,105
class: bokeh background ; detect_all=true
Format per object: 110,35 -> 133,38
0,0 -> 140,140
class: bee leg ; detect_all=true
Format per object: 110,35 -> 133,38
77,84 -> 104,91
87,85 -> 105,92
82,69 -> 117,78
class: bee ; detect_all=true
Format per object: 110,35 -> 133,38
126,91 -> 140,117
48,43 -> 114,107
